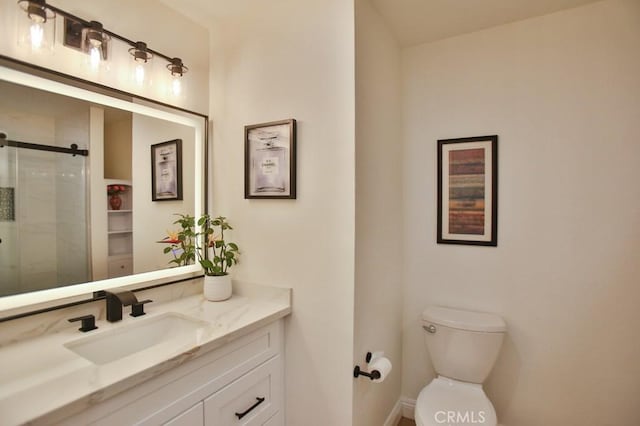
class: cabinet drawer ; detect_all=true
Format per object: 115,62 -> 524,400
163,402 -> 203,426
204,356 -> 283,426
107,257 -> 132,277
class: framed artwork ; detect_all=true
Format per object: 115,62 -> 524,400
151,139 -> 183,201
245,119 -> 296,199
437,135 -> 498,246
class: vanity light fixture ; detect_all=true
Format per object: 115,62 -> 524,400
16,0 -> 56,51
81,21 -> 109,71
129,41 -> 153,85
16,0 -> 189,95
167,57 -> 188,96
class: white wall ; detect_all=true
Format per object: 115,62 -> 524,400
401,1 -> 640,424
209,0 -> 356,424
0,0 -> 209,113
353,1 -> 403,425
132,115 -> 195,274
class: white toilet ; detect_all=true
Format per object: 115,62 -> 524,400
415,306 -> 506,426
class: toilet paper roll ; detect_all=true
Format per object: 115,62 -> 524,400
368,356 -> 392,383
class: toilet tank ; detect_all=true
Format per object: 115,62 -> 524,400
422,306 -> 506,384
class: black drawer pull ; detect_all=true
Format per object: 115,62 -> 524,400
235,397 -> 265,420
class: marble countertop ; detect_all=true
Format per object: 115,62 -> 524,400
0,281 -> 291,426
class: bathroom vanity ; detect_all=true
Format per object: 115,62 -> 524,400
0,17 -> 296,426
0,280 -> 291,425
0,43 -> 294,426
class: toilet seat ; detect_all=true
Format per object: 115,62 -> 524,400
415,377 -> 497,426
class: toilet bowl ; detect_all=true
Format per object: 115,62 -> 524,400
415,377 -> 496,426
415,306 -> 506,426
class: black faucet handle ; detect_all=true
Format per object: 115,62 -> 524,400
130,299 -> 153,317
68,314 -> 98,332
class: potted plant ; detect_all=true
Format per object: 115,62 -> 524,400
158,214 -> 196,267
161,214 -> 240,301
196,215 -> 240,301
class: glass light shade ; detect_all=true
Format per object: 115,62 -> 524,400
171,75 -> 182,96
166,58 -> 188,99
130,59 -> 154,89
16,0 -> 56,53
128,42 -> 153,89
81,24 -> 110,73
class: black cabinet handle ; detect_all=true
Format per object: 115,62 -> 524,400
235,397 -> 265,420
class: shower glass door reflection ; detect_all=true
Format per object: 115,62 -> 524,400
0,82 -> 91,297
0,141 -> 18,295
0,142 -> 90,297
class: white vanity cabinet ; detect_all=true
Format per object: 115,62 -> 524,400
56,320 -> 284,426
163,403 -> 203,425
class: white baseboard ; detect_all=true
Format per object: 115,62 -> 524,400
400,396 -> 416,420
383,399 -> 403,426
384,396 -> 416,425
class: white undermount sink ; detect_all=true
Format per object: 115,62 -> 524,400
64,312 -> 209,365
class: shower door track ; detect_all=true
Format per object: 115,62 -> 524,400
0,137 -> 88,157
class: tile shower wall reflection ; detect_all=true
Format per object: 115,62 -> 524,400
0,95 -> 89,297
0,187 -> 14,220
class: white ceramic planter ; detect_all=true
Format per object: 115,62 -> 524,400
203,274 -> 232,301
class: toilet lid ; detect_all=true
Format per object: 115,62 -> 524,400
415,377 -> 497,426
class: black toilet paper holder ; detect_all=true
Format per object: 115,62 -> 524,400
353,352 -> 380,380
353,365 -> 381,380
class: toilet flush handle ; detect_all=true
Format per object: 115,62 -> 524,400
423,324 -> 437,333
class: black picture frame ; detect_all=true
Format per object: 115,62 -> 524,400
437,135 -> 498,246
151,139 -> 183,201
244,119 -> 297,199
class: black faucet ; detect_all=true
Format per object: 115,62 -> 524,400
105,290 -> 138,322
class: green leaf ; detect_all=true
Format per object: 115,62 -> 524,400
200,259 -> 214,269
228,243 -> 239,251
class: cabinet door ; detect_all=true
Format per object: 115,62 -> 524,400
204,356 -> 283,426
163,402 -> 204,426
262,411 -> 283,426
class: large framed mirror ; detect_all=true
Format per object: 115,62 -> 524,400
0,56 -> 207,318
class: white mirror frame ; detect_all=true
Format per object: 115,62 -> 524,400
0,63 -> 207,318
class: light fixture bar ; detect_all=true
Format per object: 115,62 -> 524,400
41,2 -> 184,67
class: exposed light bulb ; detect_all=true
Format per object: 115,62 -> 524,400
135,63 -> 145,85
89,46 -> 101,70
171,76 -> 182,96
29,22 -> 44,49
